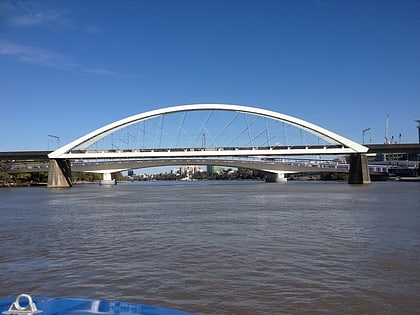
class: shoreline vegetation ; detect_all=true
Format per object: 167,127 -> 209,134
0,168 -> 347,187
4,171 -> 420,188
1,168 -> 419,188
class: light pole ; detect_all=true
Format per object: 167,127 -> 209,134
416,120 -> 420,144
362,128 -> 371,144
48,135 -> 60,150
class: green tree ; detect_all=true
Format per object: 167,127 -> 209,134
0,161 -> 12,185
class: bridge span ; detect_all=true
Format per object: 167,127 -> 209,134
1,143 -> 419,161
8,157 -> 390,184
44,104 -> 373,186
2,144 -> 417,185
3,104 -> 418,186
71,158 -> 351,174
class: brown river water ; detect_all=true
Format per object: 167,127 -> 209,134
0,180 -> 419,314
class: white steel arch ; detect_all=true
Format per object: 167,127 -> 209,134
48,104 -> 368,159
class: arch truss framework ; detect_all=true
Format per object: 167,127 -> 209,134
47,104 -> 370,186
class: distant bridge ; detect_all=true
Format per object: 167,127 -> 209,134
8,157 -> 390,175
1,104 -> 419,186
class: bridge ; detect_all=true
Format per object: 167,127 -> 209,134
1,104 -> 419,186
6,158 -> 391,180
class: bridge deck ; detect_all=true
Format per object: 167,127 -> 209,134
7,158 -> 390,175
1,144 -> 418,161
365,143 -> 420,153
0,151 -> 51,160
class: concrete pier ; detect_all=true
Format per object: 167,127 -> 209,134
265,171 -> 288,183
348,153 -> 371,184
100,172 -> 117,185
47,159 -> 72,187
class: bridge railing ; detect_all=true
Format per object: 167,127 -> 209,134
69,144 -> 346,154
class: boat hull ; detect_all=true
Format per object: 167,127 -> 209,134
0,297 -> 194,315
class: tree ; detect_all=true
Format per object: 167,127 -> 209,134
0,161 -> 12,185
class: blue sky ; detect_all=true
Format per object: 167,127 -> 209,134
1,0 -> 419,151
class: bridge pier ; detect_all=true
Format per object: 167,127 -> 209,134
100,172 -> 117,185
265,171 -> 288,183
348,153 -> 371,184
47,159 -> 72,188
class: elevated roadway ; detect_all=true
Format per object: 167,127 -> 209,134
2,144 -> 417,176
71,158 -> 350,173
365,143 -> 420,154
1,143 -> 419,161
8,158 -> 388,177
0,151 -> 51,160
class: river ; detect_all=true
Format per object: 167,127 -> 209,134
0,180 -> 419,314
